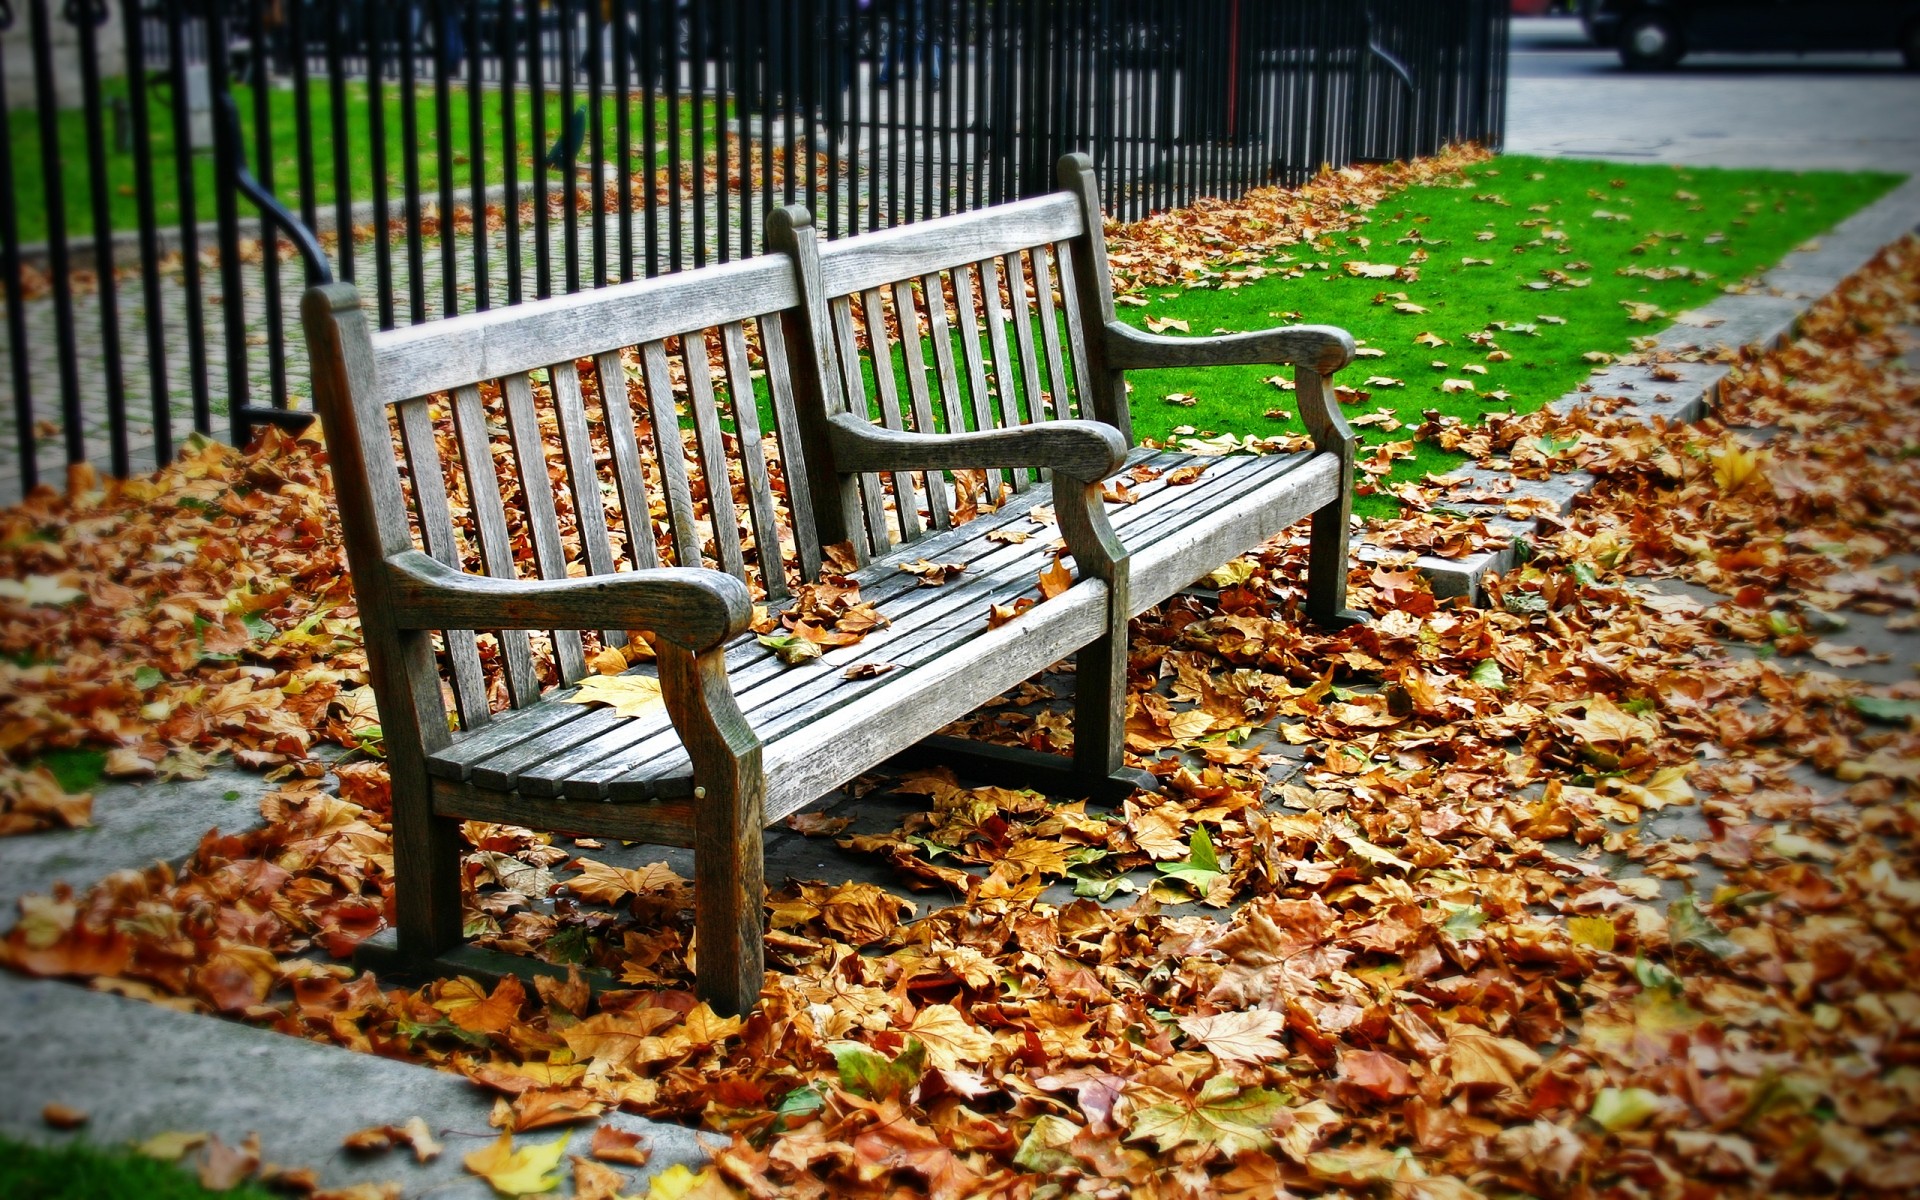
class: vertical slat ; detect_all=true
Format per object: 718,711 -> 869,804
1052,241 -> 1092,421
550,360 -> 624,647
682,331 -> 748,579
949,263 -> 1001,497
1005,250 -> 1047,423
756,316 -> 824,581
397,397 -> 490,729
976,256 -> 1028,491
640,340 -> 705,567
1031,245 -> 1073,420
829,296 -> 893,554
860,289 -> 922,543
921,272 -> 970,439
891,279 -> 952,530
720,323 -> 791,601
592,350 -> 663,573
449,384 -> 540,707
502,371 -> 589,683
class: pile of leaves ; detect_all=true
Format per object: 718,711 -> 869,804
3,228 -> 1919,1198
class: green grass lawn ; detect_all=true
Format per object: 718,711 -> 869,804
1116,155 -> 1902,516
0,1137 -> 281,1200
8,77 -> 721,244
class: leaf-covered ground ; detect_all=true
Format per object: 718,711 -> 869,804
1,177 -> 1917,1196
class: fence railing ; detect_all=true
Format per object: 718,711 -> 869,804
0,0 -> 1507,502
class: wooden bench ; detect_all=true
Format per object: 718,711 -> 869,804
302,154 -> 1360,1015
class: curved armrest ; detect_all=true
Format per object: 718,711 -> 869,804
1103,320 -> 1356,375
385,551 -> 753,652
826,412 -> 1128,483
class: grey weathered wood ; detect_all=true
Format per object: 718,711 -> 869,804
501,370 -> 588,684
434,778 -> 696,847
1005,251 -> 1048,425
976,257 -> 1026,485
891,279 -> 952,531
1296,368 -> 1364,627
395,396 -> 490,730
1031,246 -> 1073,421
860,287 -> 922,544
825,412 -> 1125,482
550,360 -> 624,648
448,383 -> 540,707
920,274 -> 970,442
1057,153 -> 1129,440
1102,320 -> 1357,375
682,331 -> 748,580
887,736 -> 1155,803
592,349 -> 663,574
767,206 -> 868,567
948,264 -> 1002,498
304,282 -> 465,968
814,192 -> 1084,300
756,316 -> 824,582
720,322 -> 789,601
640,339 -> 705,569
371,256 -> 799,407
828,295 -> 894,555
1051,243 -> 1092,422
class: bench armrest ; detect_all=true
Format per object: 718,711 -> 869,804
385,551 -> 753,652
1102,320 -> 1356,375
826,412 -> 1128,483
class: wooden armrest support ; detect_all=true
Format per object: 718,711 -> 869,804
385,551 -> 753,651
826,412 -> 1128,482
1102,320 -> 1357,375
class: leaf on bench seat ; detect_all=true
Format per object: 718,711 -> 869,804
564,674 -> 664,719
899,559 -> 968,586
1037,555 -> 1073,601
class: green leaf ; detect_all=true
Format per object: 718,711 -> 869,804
1155,826 -> 1224,894
1851,695 -> 1920,724
133,666 -> 164,691
1633,953 -> 1682,997
1013,1114 -> 1083,1174
1668,894 -> 1740,960
774,1085 -> 824,1128
832,1038 -> 925,1101
1467,659 -> 1506,690
1126,1075 -> 1289,1157
1589,1086 -> 1662,1132
1442,904 -> 1487,939
1569,561 -> 1599,588
241,611 -> 278,641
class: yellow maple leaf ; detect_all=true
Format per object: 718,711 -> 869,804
565,674 -> 664,719
464,1130 -> 571,1196
1709,440 -> 1761,492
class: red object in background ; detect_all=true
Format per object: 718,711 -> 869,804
1512,0 -> 1554,14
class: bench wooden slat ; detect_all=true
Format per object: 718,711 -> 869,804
757,316 -> 823,582
396,396 -> 491,730
502,370 -> 588,685
976,256 -> 1028,492
1053,242 -> 1094,424
551,360 -> 625,648
1006,251 -> 1048,424
592,349 -> 663,574
640,339 -> 705,569
449,383 -> 540,708
683,331 -> 748,581
720,321 -> 789,602
948,264 -> 1001,499
426,684 -> 589,781
1032,246 -> 1073,420
828,295 -> 892,556
371,256 -> 798,407
861,287 -> 922,545
814,192 -> 1084,301
891,278 -> 952,531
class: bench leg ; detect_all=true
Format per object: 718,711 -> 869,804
660,645 -> 767,1018
383,755 -> 465,970
1306,492 -> 1367,629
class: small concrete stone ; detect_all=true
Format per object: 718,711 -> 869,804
0,974 -> 707,1197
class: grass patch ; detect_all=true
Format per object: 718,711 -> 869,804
34,749 -> 106,794
0,1137 -> 279,1200
1115,155 -> 1901,516
9,78 -> 720,244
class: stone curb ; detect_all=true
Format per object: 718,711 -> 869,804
1368,174 -> 1920,603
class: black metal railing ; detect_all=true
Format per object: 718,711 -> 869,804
0,0 -> 1507,500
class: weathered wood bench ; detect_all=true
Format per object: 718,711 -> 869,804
302,154 -> 1360,1015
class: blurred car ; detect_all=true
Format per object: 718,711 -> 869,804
1580,0 -> 1920,69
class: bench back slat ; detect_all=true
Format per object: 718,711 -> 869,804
1053,242 -> 1095,422
828,294 -> 895,556
550,360 -> 624,649
975,256 -> 1029,493
757,316 -> 825,582
948,262 -> 1000,500
592,349 -> 663,575
860,287 -> 924,546
1031,246 -> 1075,420
891,279 -> 952,531
638,339 -> 706,571
448,382 -> 542,708
719,322 -> 790,603
683,332 -> 749,581
396,396 -> 492,730
502,369 -> 590,686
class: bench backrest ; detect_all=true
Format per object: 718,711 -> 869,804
304,155 -> 1127,735
773,156 -> 1127,562
304,256 -> 827,734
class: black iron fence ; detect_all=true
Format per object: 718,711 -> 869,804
0,0 -> 1507,500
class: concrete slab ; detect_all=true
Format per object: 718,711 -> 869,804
0,974 -> 707,1197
